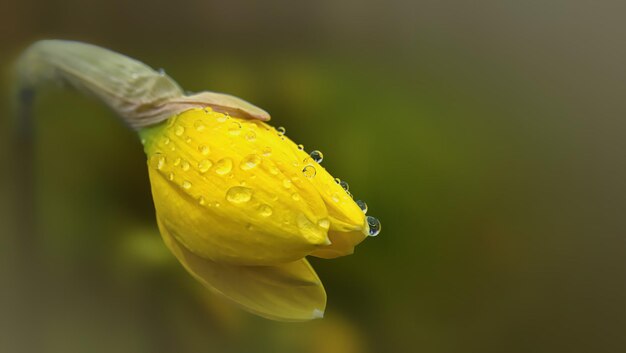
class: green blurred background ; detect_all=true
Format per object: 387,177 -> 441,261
0,1 -> 624,352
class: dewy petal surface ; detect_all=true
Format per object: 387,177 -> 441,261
159,218 -> 327,322
141,108 -> 335,265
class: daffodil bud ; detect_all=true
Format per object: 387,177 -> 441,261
140,108 -> 368,266
16,39 -> 380,321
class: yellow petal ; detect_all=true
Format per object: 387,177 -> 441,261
309,230 -> 367,259
159,218 -> 327,321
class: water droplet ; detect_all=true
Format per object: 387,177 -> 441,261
331,193 -> 340,203
291,193 -> 301,201
297,144 -> 304,151
198,144 -> 210,155
198,159 -> 213,173
217,114 -> 228,122
174,158 -> 181,166
163,137 -> 170,145
309,150 -> 323,163
150,153 -> 166,170
182,180 -> 192,189
226,186 -> 253,203
194,120 -> 206,132
366,216 -> 381,236
277,126 -> 286,135
283,179 -> 292,188
302,165 -> 316,178
168,172 -> 175,181
269,165 -> 280,175
181,160 -> 190,171
318,218 -> 330,229
347,191 -> 353,198
174,125 -> 185,136
158,68 -> 166,76
258,204 -> 273,217
356,200 -> 368,213
240,154 -> 261,170
245,131 -> 257,141
262,147 -> 272,156
198,196 -> 206,206
215,158 -> 233,175
339,180 -> 349,191
228,121 -> 241,135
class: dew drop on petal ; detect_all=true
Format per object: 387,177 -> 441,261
366,216 -> 381,237
291,193 -> 301,201
331,193 -> 340,203
339,180 -> 349,191
181,160 -> 190,171
198,144 -> 210,155
215,158 -> 233,175
168,172 -> 175,181
297,144 -> 304,151
269,165 -> 280,175
182,180 -> 192,190
302,165 -> 316,178
318,218 -> 330,230
262,147 -> 272,156
309,150 -> 323,163
245,131 -> 257,141
198,196 -> 206,206
228,122 -> 242,135
258,204 -> 273,217
198,159 -> 213,173
356,199 -> 368,213
174,158 -> 181,167
226,186 -> 253,203
163,137 -> 170,145
277,126 -> 286,135
283,179 -> 292,188
174,125 -> 185,136
217,114 -> 228,122
150,153 -> 165,170
240,154 -> 261,170
194,120 -> 206,132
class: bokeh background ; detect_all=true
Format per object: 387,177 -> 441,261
0,1 -> 624,352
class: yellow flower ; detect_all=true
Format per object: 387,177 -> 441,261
139,108 -> 379,321
16,39 -> 381,322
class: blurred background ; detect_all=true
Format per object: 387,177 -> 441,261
0,0 -> 624,352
